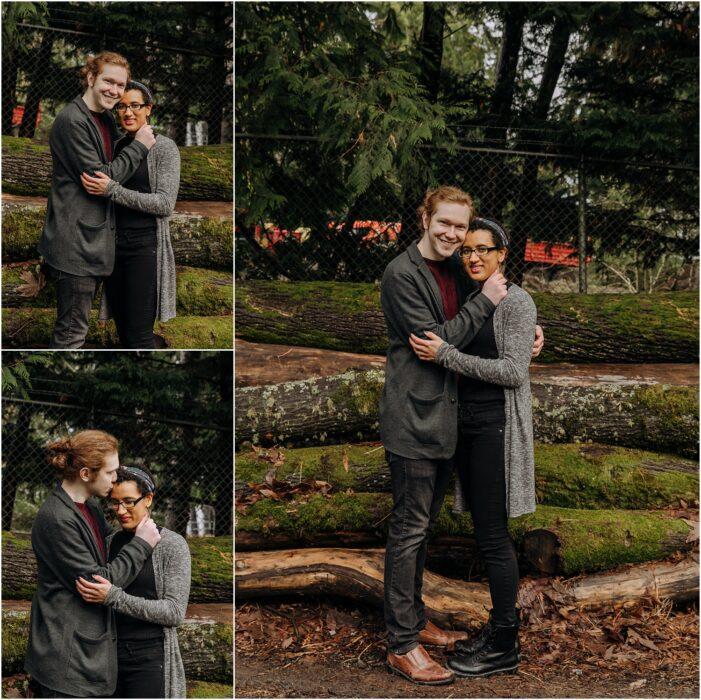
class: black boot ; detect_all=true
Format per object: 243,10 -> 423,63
447,617 -> 520,678
454,609 -> 495,655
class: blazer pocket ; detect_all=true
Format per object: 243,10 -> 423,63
75,218 -> 110,266
66,630 -> 111,684
406,390 -> 444,444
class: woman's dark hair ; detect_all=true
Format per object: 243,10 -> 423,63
115,465 -> 157,495
126,80 -> 154,106
469,217 -> 509,249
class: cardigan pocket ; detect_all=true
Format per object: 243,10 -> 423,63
66,629 -> 111,684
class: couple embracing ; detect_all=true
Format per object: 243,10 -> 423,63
39,51 -> 180,349
25,430 -> 191,698
380,185 -> 544,684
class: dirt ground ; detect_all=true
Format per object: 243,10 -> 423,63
235,597 -> 699,699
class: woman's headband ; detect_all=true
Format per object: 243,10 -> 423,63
121,466 -> 155,492
470,217 -> 509,247
128,80 -> 154,104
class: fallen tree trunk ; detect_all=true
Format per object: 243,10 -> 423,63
2,138 -> 233,201
236,442 -> 698,510
2,205 -> 233,270
236,494 -> 698,575
235,370 -> 698,458
1,532 -> 233,602
235,548 -> 699,628
2,309 -> 233,349
3,264 -> 232,316
1,610 -> 232,682
235,281 -> 699,363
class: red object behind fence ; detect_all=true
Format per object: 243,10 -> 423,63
12,104 -> 43,128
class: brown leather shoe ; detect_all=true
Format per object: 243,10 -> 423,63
418,620 -> 469,652
386,644 -> 455,685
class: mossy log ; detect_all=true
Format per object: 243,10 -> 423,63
235,282 -> 699,363
3,264 -> 232,316
235,548 -> 699,627
2,205 -> 233,270
2,137 -> 233,201
188,680 -> 235,698
1,610 -> 232,682
236,495 -> 698,576
2,309 -> 232,349
236,443 -> 699,510
234,370 -> 698,458
1,532 -> 233,602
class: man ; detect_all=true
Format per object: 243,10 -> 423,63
38,51 -> 156,348
380,186 -> 543,685
25,430 -> 161,698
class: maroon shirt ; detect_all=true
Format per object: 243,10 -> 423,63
424,258 -> 459,321
74,501 -> 106,562
89,110 -> 113,161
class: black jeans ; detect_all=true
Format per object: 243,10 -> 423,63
113,637 -> 165,698
104,227 -> 157,349
456,400 -> 519,626
384,452 -> 452,654
29,679 -> 80,698
47,265 -> 100,349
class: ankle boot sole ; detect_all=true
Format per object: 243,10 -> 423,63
451,661 -> 520,679
386,663 -> 455,686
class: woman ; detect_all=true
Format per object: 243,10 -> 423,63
409,217 -> 537,678
76,466 -> 191,698
81,80 -> 180,348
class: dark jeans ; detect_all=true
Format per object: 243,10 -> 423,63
29,679 -> 80,698
384,452 -> 452,654
47,265 -> 100,349
457,400 -> 519,626
112,637 -> 165,699
104,227 -> 157,349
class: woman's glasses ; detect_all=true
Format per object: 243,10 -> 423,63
115,103 -> 147,113
459,246 -> 499,258
108,495 -> 147,511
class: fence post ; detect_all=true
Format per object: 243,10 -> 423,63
578,154 -> 588,294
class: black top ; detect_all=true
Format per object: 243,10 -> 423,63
458,312 -> 505,404
113,137 -> 157,232
108,528 -> 164,640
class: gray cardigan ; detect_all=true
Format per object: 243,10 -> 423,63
38,96 -> 148,276
101,134 -> 180,322
25,485 -> 153,696
436,284 -> 537,519
380,242 -> 495,460
105,527 -> 191,698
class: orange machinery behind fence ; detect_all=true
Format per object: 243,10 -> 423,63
252,221 -> 590,266
12,104 -> 43,128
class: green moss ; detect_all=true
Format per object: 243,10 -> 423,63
176,266 -> 233,316
2,309 -> 232,349
188,681 -> 234,698
188,536 -> 233,602
329,371 -> 384,417
1,611 -> 29,675
1,207 -> 47,260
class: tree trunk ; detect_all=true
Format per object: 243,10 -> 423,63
18,31 -> 54,139
1,50 -> 19,137
235,369 -> 697,458
235,442 -> 698,510
1,406 -> 32,531
236,494 -> 698,575
2,310 -> 233,350
2,609 -> 232,682
2,138 -> 233,200
2,205 -> 232,270
235,548 -> 699,624
234,281 -> 699,363
1,532 -> 233,602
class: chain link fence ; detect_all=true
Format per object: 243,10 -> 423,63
3,3 -> 232,147
235,134 -> 699,292
2,386 -> 233,538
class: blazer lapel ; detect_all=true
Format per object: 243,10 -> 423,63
52,485 -> 105,566
408,243 -> 445,322
73,96 -> 108,163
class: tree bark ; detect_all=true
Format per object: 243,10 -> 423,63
235,442 -> 699,510
2,138 -> 233,200
1,50 -> 19,137
2,609 -> 232,682
234,281 -> 699,363
1,532 -> 233,602
18,30 -> 54,139
235,548 -> 699,625
236,494 -> 698,575
235,369 -> 698,458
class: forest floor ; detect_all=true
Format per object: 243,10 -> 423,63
235,596 -> 698,698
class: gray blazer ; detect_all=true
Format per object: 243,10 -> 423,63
25,485 -> 153,696
38,96 -> 148,277
436,284 -> 538,518
102,134 -> 180,321
105,528 -> 191,698
379,242 -> 495,460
